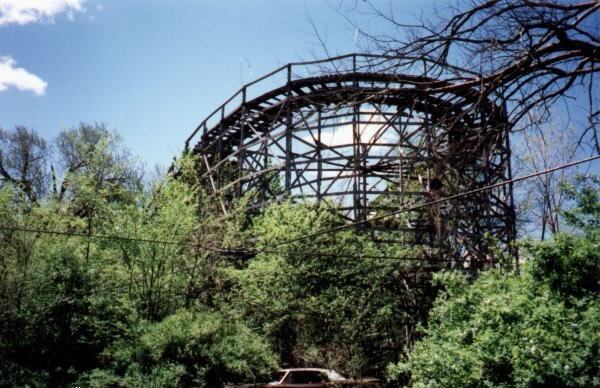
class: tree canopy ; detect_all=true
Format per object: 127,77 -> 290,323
388,180 -> 600,387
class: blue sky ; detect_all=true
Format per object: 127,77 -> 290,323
0,0 -> 434,168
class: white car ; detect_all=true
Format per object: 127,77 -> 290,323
267,368 -> 379,387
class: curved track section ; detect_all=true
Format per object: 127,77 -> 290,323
186,54 -> 516,265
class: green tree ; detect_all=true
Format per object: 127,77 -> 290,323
560,174 -> 600,237
0,214 -> 134,386
52,122 -> 142,206
80,309 -> 277,387
224,201 -> 431,377
389,232 -> 599,387
107,176 -> 199,320
0,126 -> 49,203
388,175 -> 600,387
0,138 -> 277,386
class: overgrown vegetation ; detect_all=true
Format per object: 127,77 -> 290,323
1,0 -> 598,386
1,124 -> 598,387
0,124 -> 277,386
388,179 -> 600,387
0,124 -> 435,386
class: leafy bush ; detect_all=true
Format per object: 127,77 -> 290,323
81,309 -> 277,387
224,201 -> 431,377
389,232 -> 600,387
527,233 -> 599,298
0,236 -> 134,386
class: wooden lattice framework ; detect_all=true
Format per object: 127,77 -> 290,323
185,54 -> 517,267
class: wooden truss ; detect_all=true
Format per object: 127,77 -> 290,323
185,54 -> 517,268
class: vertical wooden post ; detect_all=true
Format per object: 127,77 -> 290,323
317,107 -> 322,202
285,64 -> 293,196
352,103 -> 360,221
398,106 -> 404,193
503,101 -> 518,270
237,88 -> 246,198
217,106 -> 225,190
262,136 -> 269,201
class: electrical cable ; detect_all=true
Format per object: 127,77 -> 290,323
1,155 -> 597,262
251,154 -> 600,253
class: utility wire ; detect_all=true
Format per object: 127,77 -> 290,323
251,154 -> 600,254
1,155 -> 598,262
0,223 -> 447,263
0,225 -> 228,254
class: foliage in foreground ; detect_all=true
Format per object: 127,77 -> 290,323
0,124 -> 429,385
223,201 -> 430,376
389,201 -> 600,387
79,310 -> 277,387
1,124 -> 598,387
0,125 -> 277,387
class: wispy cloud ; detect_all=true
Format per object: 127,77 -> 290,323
0,57 -> 47,95
0,0 -> 85,26
302,116 -> 396,147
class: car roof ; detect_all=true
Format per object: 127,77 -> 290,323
280,368 -> 331,372
278,368 -> 347,382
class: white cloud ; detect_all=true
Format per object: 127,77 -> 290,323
299,115 -> 401,179
0,0 -> 85,26
0,56 -> 47,95
302,115 -> 396,147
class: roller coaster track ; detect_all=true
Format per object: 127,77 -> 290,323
184,54 -> 517,266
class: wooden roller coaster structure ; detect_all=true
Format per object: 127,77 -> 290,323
185,53 -> 517,269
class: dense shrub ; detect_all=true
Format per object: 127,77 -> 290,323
80,310 -> 277,387
389,232 -> 600,387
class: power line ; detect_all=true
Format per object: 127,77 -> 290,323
0,225 -> 227,254
1,155 -> 598,262
252,154 -> 600,254
0,224 -> 448,263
